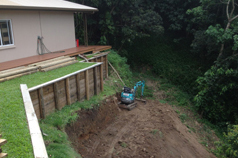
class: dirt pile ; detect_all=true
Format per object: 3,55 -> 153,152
66,96 -> 216,158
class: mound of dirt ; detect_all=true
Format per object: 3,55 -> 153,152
66,96 -> 216,158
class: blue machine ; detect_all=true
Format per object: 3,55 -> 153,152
121,81 -> 145,105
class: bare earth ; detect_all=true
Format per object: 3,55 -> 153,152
66,94 -> 216,158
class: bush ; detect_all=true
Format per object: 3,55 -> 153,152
194,57 -> 238,126
215,125 -> 238,158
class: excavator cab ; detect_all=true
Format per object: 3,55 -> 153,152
123,87 -> 133,93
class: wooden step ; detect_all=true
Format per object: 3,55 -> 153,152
0,139 -> 7,146
0,153 -> 8,158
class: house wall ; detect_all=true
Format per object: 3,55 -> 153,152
0,10 -> 75,63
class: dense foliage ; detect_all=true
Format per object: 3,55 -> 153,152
71,0 -> 164,48
195,57 -> 238,126
189,0 -> 238,127
215,125 -> 238,157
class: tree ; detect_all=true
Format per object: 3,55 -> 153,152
218,0 -> 238,60
193,0 -> 238,126
70,0 -> 164,50
187,0 -> 238,62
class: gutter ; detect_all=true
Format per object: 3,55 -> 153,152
0,6 -> 98,13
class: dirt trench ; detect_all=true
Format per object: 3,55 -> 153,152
65,95 -> 216,158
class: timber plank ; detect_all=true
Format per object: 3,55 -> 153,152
100,56 -> 103,64
0,70 -> 37,83
20,84 -> 48,158
0,67 -> 38,78
85,70 -> 90,100
29,56 -> 67,66
0,153 -> 8,158
94,67 -> 98,95
105,55 -> 108,78
100,64 -> 104,92
54,82 -> 60,110
65,78 -> 71,105
76,73 -> 81,101
38,88 -> 45,119
0,139 -> 6,146
39,57 -> 74,69
41,60 -> 78,72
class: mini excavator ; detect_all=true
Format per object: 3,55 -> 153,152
119,81 -> 146,110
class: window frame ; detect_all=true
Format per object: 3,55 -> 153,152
0,19 -> 14,47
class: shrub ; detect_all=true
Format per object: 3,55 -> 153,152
215,125 -> 238,158
194,56 -> 238,126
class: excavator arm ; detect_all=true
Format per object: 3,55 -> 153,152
133,80 -> 145,98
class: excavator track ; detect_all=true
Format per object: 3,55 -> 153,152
118,102 -> 137,111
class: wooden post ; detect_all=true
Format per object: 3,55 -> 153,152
85,70 -> 90,100
38,88 -> 45,119
94,67 -> 98,95
53,82 -> 60,110
65,78 -> 71,105
105,55 -> 108,78
76,73 -> 81,101
100,64 -> 104,92
100,56 -> 104,78
83,14 -> 88,46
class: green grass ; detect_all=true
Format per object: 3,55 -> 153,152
86,54 -> 96,59
77,54 -> 98,61
0,62 -> 94,157
179,113 -> 187,123
151,129 -> 159,135
120,142 -> 128,148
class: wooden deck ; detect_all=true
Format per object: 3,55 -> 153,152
0,45 -> 111,71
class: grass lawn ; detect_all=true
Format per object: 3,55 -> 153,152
0,62 -> 94,158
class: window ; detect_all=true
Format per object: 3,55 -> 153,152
0,20 -> 14,47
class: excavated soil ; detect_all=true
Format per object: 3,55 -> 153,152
66,95 -> 216,158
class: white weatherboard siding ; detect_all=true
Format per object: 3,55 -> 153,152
0,0 -> 98,12
0,10 -> 75,63
40,11 -> 75,52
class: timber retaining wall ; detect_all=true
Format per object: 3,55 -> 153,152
28,62 -> 105,119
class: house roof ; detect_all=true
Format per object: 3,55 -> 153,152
0,0 -> 98,12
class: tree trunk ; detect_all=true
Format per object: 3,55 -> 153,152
217,21 -> 231,60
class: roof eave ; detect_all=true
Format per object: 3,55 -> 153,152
0,5 -> 98,12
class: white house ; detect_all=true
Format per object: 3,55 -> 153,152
0,0 -> 97,63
